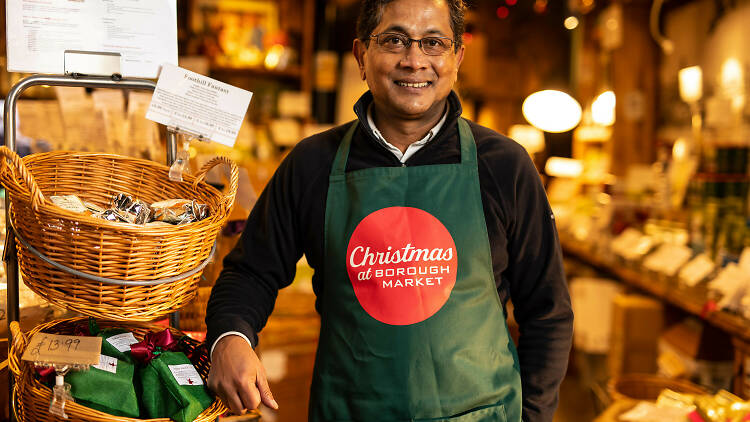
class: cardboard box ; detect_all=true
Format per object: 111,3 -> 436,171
608,294 -> 664,376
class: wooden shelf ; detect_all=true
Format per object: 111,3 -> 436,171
560,235 -> 750,343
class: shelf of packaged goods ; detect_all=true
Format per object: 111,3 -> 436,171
560,235 -> 750,343
209,65 -> 303,81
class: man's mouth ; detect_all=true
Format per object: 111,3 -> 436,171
395,81 -> 432,88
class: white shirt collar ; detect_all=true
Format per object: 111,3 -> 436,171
366,104 -> 449,163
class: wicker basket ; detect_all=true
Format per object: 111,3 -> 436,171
7,317 -> 251,421
0,147 -> 237,321
607,373 -> 710,402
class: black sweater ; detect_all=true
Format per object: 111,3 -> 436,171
206,91 -> 573,422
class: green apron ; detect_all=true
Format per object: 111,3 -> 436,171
310,118 -> 522,422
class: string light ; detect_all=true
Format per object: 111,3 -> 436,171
496,6 -> 509,19
506,0 -> 517,5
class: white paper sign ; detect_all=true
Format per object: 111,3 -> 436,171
106,332 -> 138,353
679,254 -> 715,287
643,243 -> 692,276
93,354 -> 118,374
168,364 -> 203,386
146,63 -> 253,147
6,0 -> 177,78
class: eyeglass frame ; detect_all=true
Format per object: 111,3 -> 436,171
367,32 -> 457,56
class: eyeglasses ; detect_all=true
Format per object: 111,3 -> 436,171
369,32 -> 455,56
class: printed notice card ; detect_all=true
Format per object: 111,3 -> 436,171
22,333 -> 101,366
6,0 -> 177,78
146,63 -> 253,147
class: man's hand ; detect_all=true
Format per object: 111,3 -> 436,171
208,335 -> 279,414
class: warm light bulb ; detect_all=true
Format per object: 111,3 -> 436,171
522,90 -> 582,133
545,157 -> 583,178
564,16 -> 579,30
721,58 -> 744,92
509,125 -> 545,154
672,137 -> 688,161
591,91 -> 616,126
678,66 -> 702,103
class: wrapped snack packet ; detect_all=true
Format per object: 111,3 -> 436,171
51,195 -> 89,214
110,193 -> 151,225
151,199 -> 209,225
132,330 -> 213,422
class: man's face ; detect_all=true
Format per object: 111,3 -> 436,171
354,0 -> 465,120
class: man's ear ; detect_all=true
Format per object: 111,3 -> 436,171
455,44 -> 466,70
353,39 -> 367,81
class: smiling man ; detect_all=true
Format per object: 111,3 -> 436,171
206,1 -> 573,421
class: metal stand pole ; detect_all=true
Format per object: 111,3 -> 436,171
3,74 -> 178,420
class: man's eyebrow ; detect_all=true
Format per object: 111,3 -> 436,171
380,25 -> 450,37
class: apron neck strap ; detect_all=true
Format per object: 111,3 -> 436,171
457,117 -> 476,166
331,117 -> 476,177
331,121 -> 358,177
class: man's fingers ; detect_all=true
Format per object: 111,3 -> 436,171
237,378 -> 261,411
221,389 -> 246,416
256,369 -> 279,410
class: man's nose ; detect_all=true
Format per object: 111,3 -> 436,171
398,41 -> 430,69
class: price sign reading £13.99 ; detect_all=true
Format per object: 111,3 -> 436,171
21,333 -> 102,366
146,63 -> 253,147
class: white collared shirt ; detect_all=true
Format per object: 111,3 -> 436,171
366,104 -> 449,163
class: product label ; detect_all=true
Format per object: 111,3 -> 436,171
106,333 -> 139,353
93,354 -> 118,374
346,207 -> 458,325
51,195 -> 88,214
168,364 -> 203,386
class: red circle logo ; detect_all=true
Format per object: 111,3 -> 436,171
346,207 -> 458,325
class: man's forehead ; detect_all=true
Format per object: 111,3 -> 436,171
375,0 -> 453,36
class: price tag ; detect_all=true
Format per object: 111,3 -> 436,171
22,333 -> 101,366
146,63 -> 253,147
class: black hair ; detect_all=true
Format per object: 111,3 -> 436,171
356,0 -> 466,51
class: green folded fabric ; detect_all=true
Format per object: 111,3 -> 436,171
139,351 -> 213,422
66,354 -> 140,418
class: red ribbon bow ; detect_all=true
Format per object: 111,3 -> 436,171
130,329 -> 180,364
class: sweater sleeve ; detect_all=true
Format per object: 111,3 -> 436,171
205,150 -> 304,350
503,147 -> 573,422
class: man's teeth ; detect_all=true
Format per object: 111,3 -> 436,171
397,81 -> 430,88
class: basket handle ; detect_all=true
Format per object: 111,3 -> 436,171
0,146 -> 46,210
192,156 -> 239,208
8,321 -> 27,377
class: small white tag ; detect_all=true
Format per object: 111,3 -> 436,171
146,63 -> 253,147
168,364 -> 203,386
92,354 -> 118,374
106,333 -> 139,353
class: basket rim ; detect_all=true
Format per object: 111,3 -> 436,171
2,150 -> 232,237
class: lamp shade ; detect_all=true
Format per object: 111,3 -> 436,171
522,90 -> 582,133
